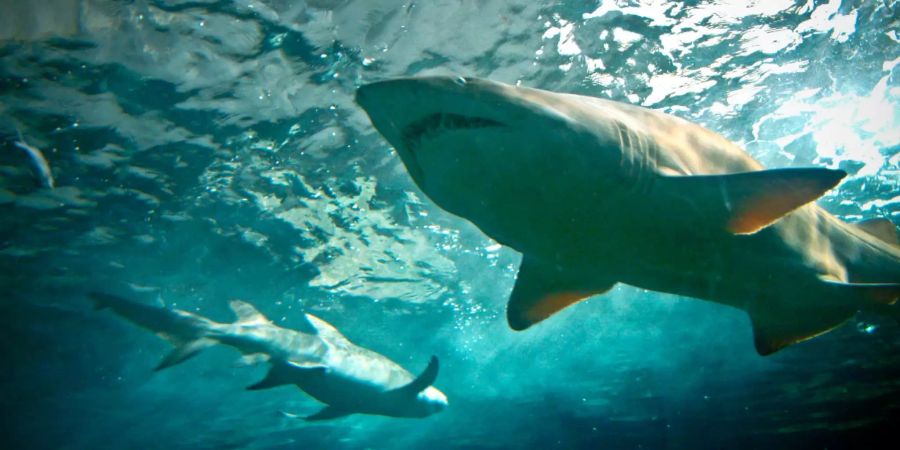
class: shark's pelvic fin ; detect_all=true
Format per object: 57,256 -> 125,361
155,338 -> 216,371
658,168 -> 846,234
507,257 -> 614,331
855,218 -> 899,246
246,361 -> 328,391
747,300 -> 854,356
391,356 -> 439,397
305,405 -> 351,421
229,300 -> 270,324
246,366 -> 291,391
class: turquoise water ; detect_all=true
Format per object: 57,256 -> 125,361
1,1 -> 899,448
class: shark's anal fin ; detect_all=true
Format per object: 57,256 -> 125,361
305,406 -> 351,421
658,168 -> 846,234
390,356 -> 439,397
855,218 -> 899,247
747,300 -> 854,356
246,361 -> 327,391
819,276 -> 900,306
155,338 -> 216,371
506,256 -> 615,331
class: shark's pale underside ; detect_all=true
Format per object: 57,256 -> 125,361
356,76 -> 900,355
91,292 -> 447,420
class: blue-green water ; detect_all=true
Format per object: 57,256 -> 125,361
1,1 -> 899,449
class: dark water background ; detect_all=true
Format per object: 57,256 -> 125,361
1,1 -> 898,449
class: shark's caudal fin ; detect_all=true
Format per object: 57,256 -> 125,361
90,292 -> 218,370
506,256 -> 615,330
657,168 -> 846,234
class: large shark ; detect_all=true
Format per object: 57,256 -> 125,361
356,76 -> 900,355
90,292 -> 448,420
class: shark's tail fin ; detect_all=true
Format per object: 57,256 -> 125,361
90,291 -> 219,371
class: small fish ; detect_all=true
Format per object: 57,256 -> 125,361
13,128 -> 54,189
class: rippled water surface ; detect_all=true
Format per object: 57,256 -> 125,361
1,1 -> 899,449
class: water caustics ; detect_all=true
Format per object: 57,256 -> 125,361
1,0 -> 899,449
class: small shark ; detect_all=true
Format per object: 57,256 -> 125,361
90,292 -> 448,420
356,76 -> 900,355
12,128 -> 54,189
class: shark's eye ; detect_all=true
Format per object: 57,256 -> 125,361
454,76 -> 468,86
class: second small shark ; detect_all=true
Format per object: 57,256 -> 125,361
90,292 -> 448,421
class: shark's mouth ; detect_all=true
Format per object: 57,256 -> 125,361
401,113 -> 505,150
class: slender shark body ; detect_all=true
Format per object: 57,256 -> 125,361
90,292 -> 447,420
356,76 -> 900,355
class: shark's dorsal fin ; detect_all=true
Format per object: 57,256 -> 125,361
855,218 -> 899,247
506,256 -> 614,330
155,338 -> 216,371
391,356 -> 439,397
305,405 -> 352,421
747,301 -> 854,356
657,168 -> 846,234
229,300 -> 270,324
304,313 -> 347,341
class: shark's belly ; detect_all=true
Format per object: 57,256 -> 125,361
294,350 -> 412,411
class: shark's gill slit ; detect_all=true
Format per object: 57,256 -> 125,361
402,113 -> 505,149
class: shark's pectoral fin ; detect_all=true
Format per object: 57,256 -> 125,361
855,218 -> 899,247
658,168 -> 846,234
507,256 -> 614,331
247,361 -> 328,391
390,356 -> 439,397
747,300 -> 854,356
155,338 -> 216,371
305,405 -> 352,421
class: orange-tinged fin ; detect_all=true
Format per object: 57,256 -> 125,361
855,218 -> 899,246
507,256 -> 614,330
747,301 -> 854,356
659,168 -> 846,235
